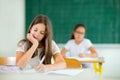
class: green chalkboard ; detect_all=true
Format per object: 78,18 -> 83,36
26,0 -> 120,43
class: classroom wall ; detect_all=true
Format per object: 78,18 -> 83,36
0,0 -> 25,56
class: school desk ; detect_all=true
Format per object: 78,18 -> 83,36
65,57 -> 105,76
0,68 -> 95,80
0,57 -> 96,80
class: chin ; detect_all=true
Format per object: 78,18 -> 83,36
77,39 -> 82,42
38,39 -> 42,42
37,39 -> 40,42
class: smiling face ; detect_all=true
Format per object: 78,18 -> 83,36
30,23 -> 46,42
73,26 -> 85,42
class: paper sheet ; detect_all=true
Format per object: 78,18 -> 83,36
46,69 -> 84,76
23,69 -> 37,73
0,66 -> 38,73
0,66 -> 21,73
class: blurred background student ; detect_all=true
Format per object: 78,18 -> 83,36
61,24 -> 98,68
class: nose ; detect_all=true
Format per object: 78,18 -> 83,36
34,31 -> 40,37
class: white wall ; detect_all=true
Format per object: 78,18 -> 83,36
0,0 -> 25,57
58,44 -> 120,78
95,44 -> 120,78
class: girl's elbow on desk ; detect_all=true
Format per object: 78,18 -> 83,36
16,60 -> 27,69
53,58 -> 66,69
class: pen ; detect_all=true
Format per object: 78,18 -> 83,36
39,55 -> 45,64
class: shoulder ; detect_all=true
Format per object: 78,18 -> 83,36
66,39 -> 75,44
83,38 -> 92,43
52,40 -> 57,46
83,38 -> 93,47
52,40 -> 56,44
64,39 -> 75,49
51,40 -> 60,55
16,39 -> 29,52
17,39 -> 28,47
51,40 -> 59,48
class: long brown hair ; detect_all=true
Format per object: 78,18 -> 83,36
71,24 -> 86,39
18,14 -> 52,64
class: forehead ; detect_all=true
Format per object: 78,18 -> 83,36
32,23 -> 46,31
75,27 -> 85,32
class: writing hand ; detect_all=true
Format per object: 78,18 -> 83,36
35,64 -> 49,72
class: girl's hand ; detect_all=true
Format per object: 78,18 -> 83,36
27,33 -> 38,45
79,53 -> 86,58
35,64 -> 49,72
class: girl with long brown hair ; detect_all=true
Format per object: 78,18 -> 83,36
16,14 -> 66,72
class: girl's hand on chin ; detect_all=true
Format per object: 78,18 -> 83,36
27,33 -> 38,45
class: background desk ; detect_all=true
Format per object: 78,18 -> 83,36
65,57 -> 105,76
66,57 -> 105,63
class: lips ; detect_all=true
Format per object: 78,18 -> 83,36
33,35 -> 38,40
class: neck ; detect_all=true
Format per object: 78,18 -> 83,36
75,39 -> 83,45
38,42 -> 43,48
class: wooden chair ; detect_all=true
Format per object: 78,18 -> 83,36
64,58 -> 82,68
0,57 -> 16,65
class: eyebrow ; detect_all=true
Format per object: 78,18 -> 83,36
35,27 -> 45,32
34,27 -> 38,30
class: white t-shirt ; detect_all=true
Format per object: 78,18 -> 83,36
64,39 -> 93,68
16,40 -> 60,69
64,39 -> 93,57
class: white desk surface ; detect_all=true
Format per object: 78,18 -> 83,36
0,68 -> 95,80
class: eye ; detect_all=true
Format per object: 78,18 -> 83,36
75,31 -> 85,35
40,31 -> 45,35
34,29 -> 37,32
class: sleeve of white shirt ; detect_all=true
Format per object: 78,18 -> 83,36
86,39 -> 93,49
52,40 -> 60,55
16,41 -> 26,52
64,40 -> 71,50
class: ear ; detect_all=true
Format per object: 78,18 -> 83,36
28,28 -> 32,33
28,26 -> 33,33
73,31 -> 75,35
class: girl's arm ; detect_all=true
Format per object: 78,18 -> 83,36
79,46 -> 98,58
35,53 -> 66,72
61,48 -> 67,57
16,33 -> 38,68
89,46 -> 98,57
16,43 -> 38,68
